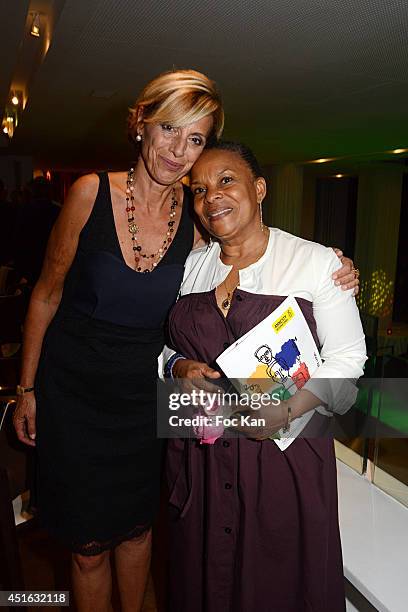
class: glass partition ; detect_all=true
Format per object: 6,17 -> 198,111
335,356 -> 408,508
372,439 -> 408,508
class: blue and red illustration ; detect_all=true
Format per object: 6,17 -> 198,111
254,337 -> 310,388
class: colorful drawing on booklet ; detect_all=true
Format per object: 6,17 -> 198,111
275,338 -> 300,370
254,338 -> 310,389
216,296 -> 322,450
248,362 -> 270,379
245,363 -> 277,394
291,361 -> 310,389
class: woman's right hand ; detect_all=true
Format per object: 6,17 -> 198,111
13,393 -> 36,447
172,358 -> 221,393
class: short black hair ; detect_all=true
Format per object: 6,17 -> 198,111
205,140 -> 264,179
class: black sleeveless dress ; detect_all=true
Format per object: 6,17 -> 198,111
35,172 -> 194,555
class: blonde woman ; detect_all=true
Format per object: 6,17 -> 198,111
13,70 -> 223,612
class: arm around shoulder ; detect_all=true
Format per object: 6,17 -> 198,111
303,245 -> 367,414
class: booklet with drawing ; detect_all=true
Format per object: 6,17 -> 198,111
216,296 -> 322,450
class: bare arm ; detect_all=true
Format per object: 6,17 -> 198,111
13,174 -> 98,445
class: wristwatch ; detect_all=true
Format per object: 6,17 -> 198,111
16,385 -> 35,395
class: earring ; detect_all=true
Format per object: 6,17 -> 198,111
259,201 -> 264,231
135,134 -> 142,142
207,236 -> 213,251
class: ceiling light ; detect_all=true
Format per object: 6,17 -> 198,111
391,148 -> 408,154
313,158 -> 331,163
11,95 -> 19,106
335,174 -> 344,178
30,13 -> 40,37
4,115 -> 15,138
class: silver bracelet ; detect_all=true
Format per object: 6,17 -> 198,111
282,405 -> 293,433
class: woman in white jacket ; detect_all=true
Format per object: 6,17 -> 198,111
164,141 -> 366,612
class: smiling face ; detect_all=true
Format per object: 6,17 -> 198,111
139,115 -> 213,186
191,148 -> 266,242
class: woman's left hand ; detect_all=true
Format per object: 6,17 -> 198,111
228,400 -> 288,440
332,248 -> 359,296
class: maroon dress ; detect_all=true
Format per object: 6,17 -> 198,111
166,291 -> 345,612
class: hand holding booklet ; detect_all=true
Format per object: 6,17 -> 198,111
216,296 -> 322,450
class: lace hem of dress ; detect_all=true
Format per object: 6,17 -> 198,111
71,522 -> 151,556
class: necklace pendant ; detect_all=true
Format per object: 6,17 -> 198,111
128,222 -> 139,234
222,298 -> 230,310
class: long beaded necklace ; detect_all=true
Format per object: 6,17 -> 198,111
126,167 -> 178,272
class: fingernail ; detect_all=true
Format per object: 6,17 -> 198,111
30,433 -> 36,439
332,273 -> 338,280
335,280 -> 340,286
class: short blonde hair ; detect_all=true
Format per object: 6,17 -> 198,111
128,69 -> 224,145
